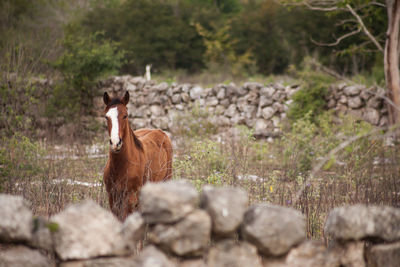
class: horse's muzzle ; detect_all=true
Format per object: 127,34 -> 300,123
110,138 -> 123,153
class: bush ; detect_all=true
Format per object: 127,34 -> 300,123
287,59 -> 335,123
48,32 -> 124,118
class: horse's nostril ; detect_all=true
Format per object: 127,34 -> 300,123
109,139 -> 112,145
118,139 -> 122,146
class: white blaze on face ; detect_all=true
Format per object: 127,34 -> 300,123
106,107 -> 120,146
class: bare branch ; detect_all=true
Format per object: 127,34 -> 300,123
310,27 -> 362,46
346,3 -> 384,52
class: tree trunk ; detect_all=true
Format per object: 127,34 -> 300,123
384,0 -> 400,125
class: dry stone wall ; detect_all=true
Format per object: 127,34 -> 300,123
95,76 -> 388,138
1,181 -> 400,267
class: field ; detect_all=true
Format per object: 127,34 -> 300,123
1,109 -> 399,242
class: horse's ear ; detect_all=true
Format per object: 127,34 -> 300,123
122,91 -> 129,105
103,92 -> 110,105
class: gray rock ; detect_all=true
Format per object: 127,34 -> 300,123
181,93 -> 190,103
343,85 -> 362,96
360,89 -> 373,100
190,86 -> 203,100
379,116 -> 389,127
29,217 -> 53,251
50,200 -> 127,260
148,209 -> 211,256
254,119 -> 271,136
327,241 -> 365,267
230,114 -> 245,125
205,97 -> 219,107
241,203 -> 306,256
367,96 -> 383,109
327,98 -> 336,109
171,94 -> 182,104
219,99 -> 230,108
140,180 -> 199,224
150,105 -> 165,116
260,86 -> 276,98
134,245 -> 177,267
243,82 -> 263,91
152,117 -> 169,130
286,241 -> 334,267
339,95 -> 348,104
363,108 -> 380,125
258,95 -> 274,108
181,83 -> 192,93
348,96 -> 363,109
132,118 -> 148,129
262,107 -> 276,120
0,194 -> 32,243
243,105 -> 256,119
207,240 -> 262,267
201,186 -> 248,237
224,104 -> 238,118
0,245 -> 54,267
272,102 -> 284,113
60,257 -> 136,267
121,213 -> 145,252
235,86 -> 248,96
216,88 -> 226,99
156,82 -> 169,92
366,241 -> 400,267
324,204 -> 400,242
179,259 -> 207,267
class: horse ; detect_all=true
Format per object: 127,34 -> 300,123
103,91 -> 173,220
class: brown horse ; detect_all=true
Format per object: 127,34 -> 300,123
103,91 -> 173,220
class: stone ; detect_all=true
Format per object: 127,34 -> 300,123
379,116 -> 389,127
244,82 -> 263,91
260,86 -> 276,98
121,213 -> 145,252
156,82 -> 169,92
328,241 -> 365,267
60,257 -> 136,267
258,95 -> 274,108
0,194 -> 32,243
181,92 -> 190,103
152,117 -> 169,130
324,204 -> 400,242
29,217 -> 53,251
190,86 -> 203,100
0,245 -> 54,267
339,95 -> 348,104
140,180 -> 199,224
200,186 -> 248,237
134,245 -> 177,267
241,203 -> 306,256
343,85 -> 362,96
360,89 -> 373,100
150,105 -> 165,116
172,94 -> 182,104
272,102 -> 284,113
224,104 -> 238,118
219,99 -> 230,108
262,107 -> 276,120
286,241 -> 334,267
148,209 -> 211,257
367,96 -> 383,109
216,88 -> 226,99
363,108 -> 380,125
50,200 -> 127,260
254,119 -> 270,136
207,240 -> 262,267
132,118 -> 148,129
327,98 -> 336,109
243,105 -> 256,119
230,114 -> 245,125
347,109 -> 363,119
179,259 -> 207,267
366,241 -> 400,267
347,96 -> 363,109
235,86 -> 248,96
205,96 -> 219,107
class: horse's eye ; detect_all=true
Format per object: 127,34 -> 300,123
123,115 -> 128,119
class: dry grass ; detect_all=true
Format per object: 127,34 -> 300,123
1,112 -> 399,241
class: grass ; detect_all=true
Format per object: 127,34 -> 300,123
1,109 -> 399,241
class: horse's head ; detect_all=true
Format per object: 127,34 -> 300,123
103,91 -> 130,153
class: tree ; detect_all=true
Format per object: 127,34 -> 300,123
282,0 -> 400,126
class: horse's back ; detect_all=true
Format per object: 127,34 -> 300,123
134,128 -> 173,182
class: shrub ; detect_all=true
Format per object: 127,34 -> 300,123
287,58 -> 335,123
48,32 -> 124,118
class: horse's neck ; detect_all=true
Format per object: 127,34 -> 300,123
109,124 -> 140,168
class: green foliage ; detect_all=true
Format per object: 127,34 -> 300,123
287,59 -> 335,123
0,133 -> 45,192
49,32 -> 123,118
47,222 -> 60,233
